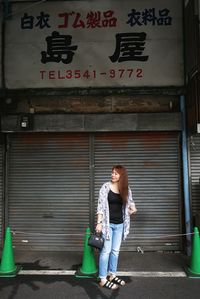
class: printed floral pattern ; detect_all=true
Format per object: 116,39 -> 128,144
97,182 -> 135,240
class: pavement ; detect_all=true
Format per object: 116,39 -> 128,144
11,250 -> 189,272
0,251 -> 200,299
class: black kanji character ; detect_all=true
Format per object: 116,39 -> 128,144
35,11 -> 51,29
127,9 -> 142,27
21,13 -> 34,29
109,32 -> 149,63
157,9 -> 172,25
41,31 -> 78,64
141,8 -> 157,26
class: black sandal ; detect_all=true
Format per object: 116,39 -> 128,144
100,280 -> 119,290
109,276 -> 126,286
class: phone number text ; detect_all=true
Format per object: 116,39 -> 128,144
40,69 -> 143,80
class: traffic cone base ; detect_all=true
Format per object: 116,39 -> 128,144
0,227 -> 21,278
185,267 -> 200,279
75,268 -> 98,279
0,265 -> 22,277
75,228 -> 98,279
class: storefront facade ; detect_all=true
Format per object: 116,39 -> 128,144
0,0 -> 187,252
0,129 -> 181,251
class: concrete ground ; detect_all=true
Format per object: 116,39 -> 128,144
12,250 -> 189,272
1,251 -> 200,299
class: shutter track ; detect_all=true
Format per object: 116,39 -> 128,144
0,141 -> 3,245
189,135 -> 200,217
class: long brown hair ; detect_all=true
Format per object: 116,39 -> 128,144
112,165 -> 128,203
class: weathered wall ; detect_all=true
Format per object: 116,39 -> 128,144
2,95 -> 179,114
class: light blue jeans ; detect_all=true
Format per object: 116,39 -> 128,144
99,223 -> 123,279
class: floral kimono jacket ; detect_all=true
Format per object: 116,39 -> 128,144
96,181 -> 135,240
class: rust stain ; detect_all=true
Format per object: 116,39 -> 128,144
15,132 -> 175,151
143,160 -> 158,168
16,132 -> 89,148
95,132 -> 133,150
136,132 -> 173,149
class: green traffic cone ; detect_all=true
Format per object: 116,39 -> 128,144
0,227 -> 21,277
186,227 -> 200,278
75,227 -> 98,278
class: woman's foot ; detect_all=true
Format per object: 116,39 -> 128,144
108,275 -> 126,286
99,279 -> 119,290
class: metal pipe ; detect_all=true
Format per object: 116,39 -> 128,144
180,95 -> 192,256
3,0 -> 10,20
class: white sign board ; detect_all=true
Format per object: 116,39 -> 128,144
5,0 -> 184,88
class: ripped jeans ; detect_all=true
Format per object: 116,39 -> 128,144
99,223 -> 123,279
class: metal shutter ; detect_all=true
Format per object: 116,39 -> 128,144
0,139 -> 3,245
7,132 -> 181,252
94,132 -> 181,251
8,133 -> 90,251
189,135 -> 200,216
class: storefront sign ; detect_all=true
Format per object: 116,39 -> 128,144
5,0 -> 184,88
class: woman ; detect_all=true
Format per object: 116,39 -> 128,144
96,165 -> 137,290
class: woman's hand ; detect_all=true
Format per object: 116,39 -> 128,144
128,204 -> 137,216
96,223 -> 103,233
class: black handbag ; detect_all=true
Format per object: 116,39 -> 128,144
88,232 -> 104,250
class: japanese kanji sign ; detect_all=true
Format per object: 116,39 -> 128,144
5,0 -> 184,88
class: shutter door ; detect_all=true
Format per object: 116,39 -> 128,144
8,133 -> 90,251
0,139 -> 3,245
189,135 -> 200,216
94,132 -> 181,251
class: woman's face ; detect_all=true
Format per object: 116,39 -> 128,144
111,169 -> 120,183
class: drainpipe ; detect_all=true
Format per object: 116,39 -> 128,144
180,95 -> 192,256
3,0 -> 11,20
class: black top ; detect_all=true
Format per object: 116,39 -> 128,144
108,189 -> 123,224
